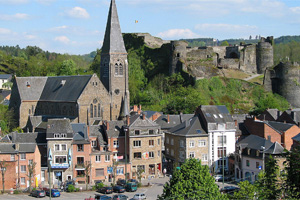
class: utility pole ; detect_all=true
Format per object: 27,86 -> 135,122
222,132 -> 225,189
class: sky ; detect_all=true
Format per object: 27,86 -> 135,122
0,0 -> 299,55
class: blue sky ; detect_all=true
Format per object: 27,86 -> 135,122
0,0 -> 299,55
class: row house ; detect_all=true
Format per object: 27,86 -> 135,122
244,117 -> 300,150
196,105 -> 236,174
127,113 -> 162,179
235,134 -> 285,183
164,116 -> 209,172
0,132 -> 42,190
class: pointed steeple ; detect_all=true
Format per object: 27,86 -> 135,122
102,0 -> 127,54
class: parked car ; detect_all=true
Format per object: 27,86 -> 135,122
127,179 -> 138,183
220,186 -> 240,194
98,186 -> 113,194
112,194 -> 128,200
46,189 -> 60,197
95,194 -> 112,200
214,175 -> 223,182
125,182 -> 137,192
117,179 -> 126,186
113,185 -> 125,193
133,193 -> 146,200
30,190 -> 46,198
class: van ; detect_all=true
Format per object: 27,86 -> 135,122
125,182 -> 137,192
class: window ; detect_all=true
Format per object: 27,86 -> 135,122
213,114 -> 218,118
170,138 -> 174,145
77,157 -> 84,164
21,165 -> 26,172
115,63 -> 119,75
96,168 -> 104,176
61,133 -> 66,138
134,152 -> 142,159
135,130 -> 140,135
179,151 -> 185,158
246,160 -> 250,167
54,133 -> 60,138
20,153 -> 26,160
149,140 -> 154,146
171,149 -> 174,156
267,135 -> 271,141
189,152 -> 195,158
105,155 -> 110,162
90,104 -> 93,118
21,177 -> 25,185
202,154 -> 208,161
166,137 -> 169,144
198,140 -> 206,147
113,140 -> 119,148
28,159 -> 33,165
158,139 -> 160,146
256,162 -> 259,169
189,140 -> 195,148
77,144 -> 84,152
10,154 -> 15,161
133,140 -> 141,147
92,140 -> 97,147
61,144 -> 67,151
55,156 -> 67,164
180,140 -> 184,147
218,135 -> 227,145
116,167 -> 124,175
166,148 -> 169,155
55,144 -> 60,151
149,152 -> 154,158
218,159 -> 227,167
256,150 -> 260,157
119,64 -> 123,76
218,147 -> 226,158
77,170 -> 85,177
95,155 -> 101,162
149,130 -> 154,135
158,150 -> 160,157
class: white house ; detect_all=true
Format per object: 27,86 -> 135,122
0,74 -> 12,90
196,105 -> 236,174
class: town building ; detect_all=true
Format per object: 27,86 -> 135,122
0,74 -> 12,90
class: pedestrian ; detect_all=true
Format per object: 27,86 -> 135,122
163,168 -> 167,177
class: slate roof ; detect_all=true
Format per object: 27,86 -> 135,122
129,114 -> 160,128
101,0 -> 127,54
106,120 -> 125,138
155,114 -> 194,130
15,77 -> 47,101
264,142 -> 285,154
292,133 -> 300,142
266,121 -> 294,133
168,116 -> 207,137
199,105 -> 233,124
0,74 -> 12,79
1,132 -> 47,144
0,143 -> 16,153
40,75 -> 91,102
72,123 -> 89,144
46,118 -> 73,138
89,125 -> 107,145
237,134 -> 273,151
144,111 -> 163,119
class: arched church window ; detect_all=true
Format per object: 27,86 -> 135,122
90,104 -> 93,118
119,63 -> 123,75
94,105 -> 97,118
98,103 -> 101,117
115,63 -> 119,75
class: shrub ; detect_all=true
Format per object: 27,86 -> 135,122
75,188 -> 79,192
13,190 -> 21,194
96,182 -> 104,190
137,182 -> 142,188
67,184 -> 75,192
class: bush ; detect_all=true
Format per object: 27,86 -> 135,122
96,182 -> 104,190
13,190 -> 21,194
67,184 -> 75,192
137,182 -> 142,188
75,188 -> 79,192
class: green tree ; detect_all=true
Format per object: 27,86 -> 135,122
231,180 -> 256,200
220,41 -> 229,46
58,59 -> 76,76
27,162 -> 36,192
84,161 -> 91,190
285,146 -> 300,198
158,158 -> 227,200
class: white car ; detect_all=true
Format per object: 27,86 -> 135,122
214,174 -> 223,182
133,193 -> 146,199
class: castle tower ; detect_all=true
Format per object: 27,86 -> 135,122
100,0 -> 129,120
256,36 -> 274,74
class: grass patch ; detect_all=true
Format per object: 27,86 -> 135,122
248,75 -> 264,85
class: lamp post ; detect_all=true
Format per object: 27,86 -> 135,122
48,155 -> 52,200
0,166 -> 6,194
261,146 -> 265,171
124,126 -> 128,182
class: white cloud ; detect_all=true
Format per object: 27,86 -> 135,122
0,13 -> 30,20
0,0 -> 28,4
24,34 -> 37,40
54,36 -> 70,44
0,28 -> 12,34
157,29 -> 200,39
65,7 -> 90,19
35,0 -> 56,5
290,7 -> 300,14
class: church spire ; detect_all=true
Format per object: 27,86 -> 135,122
102,0 -> 127,54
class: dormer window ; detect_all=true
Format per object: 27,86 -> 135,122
248,148 -> 251,155
26,81 -> 30,88
256,150 -> 260,157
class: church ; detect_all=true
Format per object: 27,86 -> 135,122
9,0 -> 130,129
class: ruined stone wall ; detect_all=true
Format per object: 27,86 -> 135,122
219,58 -> 240,69
169,41 -> 188,75
240,44 -> 257,73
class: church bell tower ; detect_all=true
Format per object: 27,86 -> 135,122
100,0 -> 129,120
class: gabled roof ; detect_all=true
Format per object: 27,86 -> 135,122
168,116 -> 207,137
155,114 -> 194,130
264,141 -> 285,154
89,125 -> 107,145
40,75 -> 92,102
257,109 -> 279,121
266,121 -> 294,133
3,132 -> 47,144
144,111 -> 163,119
101,0 -> 127,54
0,74 -> 12,79
106,120 -> 125,138
0,143 -> 16,153
237,134 -> 274,150
129,113 -> 160,128
199,105 -> 233,124
15,76 -> 47,101
46,118 -> 73,138
292,133 -> 300,142
72,123 -> 89,144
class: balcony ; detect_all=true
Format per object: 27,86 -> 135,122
51,163 -> 69,169
75,163 -> 85,169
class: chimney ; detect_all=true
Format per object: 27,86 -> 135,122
87,125 -> 90,138
133,105 -> 138,112
167,114 -> 170,123
15,143 -> 19,151
152,114 -> 158,121
291,111 -> 295,120
142,112 -> 146,120
138,104 -> 142,114
185,119 -> 190,127
106,121 -> 109,130
126,115 -> 130,126
234,120 -> 238,127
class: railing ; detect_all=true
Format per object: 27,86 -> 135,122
75,163 -> 85,168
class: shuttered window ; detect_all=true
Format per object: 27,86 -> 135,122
96,168 -> 104,176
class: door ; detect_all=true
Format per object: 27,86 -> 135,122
54,171 -> 63,186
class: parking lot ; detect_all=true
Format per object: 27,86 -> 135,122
0,177 -> 169,200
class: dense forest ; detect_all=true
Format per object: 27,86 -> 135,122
0,35 -> 299,132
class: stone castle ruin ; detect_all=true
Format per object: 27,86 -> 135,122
169,36 -> 274,78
